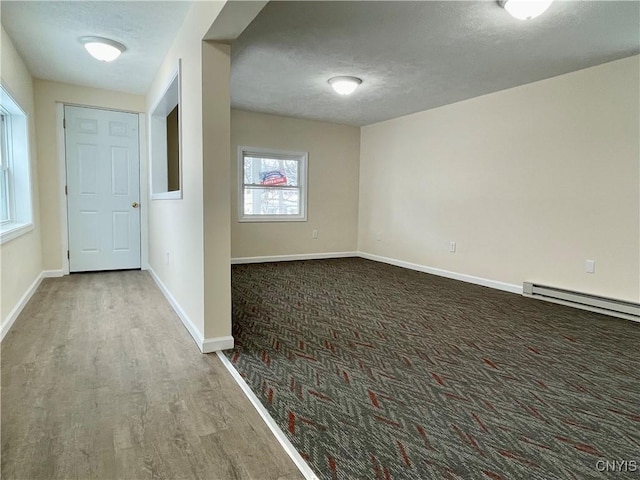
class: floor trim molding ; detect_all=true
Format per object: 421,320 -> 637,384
231,251 -> 357,265
202,335 -> 234,353
357,252 -> 523,294
42,270 -> 64,278
148,266 -> 205,352
147,267 -> 235,353
216,352 -> 319,480
1,269 -> 63,342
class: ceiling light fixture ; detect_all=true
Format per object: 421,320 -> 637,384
499,0 -> 553,20
80,36 -> 126,62
328,76 -> 362,95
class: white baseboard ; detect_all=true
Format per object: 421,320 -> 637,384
148,266 -> 204,351
1,269 -> 63,342
216,352 -> 319,480
147,267 -> 234,353
357,252 -> 523,294
231,251 -> 357,265
42,269 -> 64,278
203,335 -> 234,353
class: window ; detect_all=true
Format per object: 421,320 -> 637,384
1,112 -> 10,223
238,147 -> 308,222
150,60 -> 181,200
0,84 -> 33,244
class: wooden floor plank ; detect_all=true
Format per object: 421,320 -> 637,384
1,271 -> 304,480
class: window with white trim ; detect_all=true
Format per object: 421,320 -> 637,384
1,112 -> 10,224
0,84 -> 33,244
238,147 -> 307,222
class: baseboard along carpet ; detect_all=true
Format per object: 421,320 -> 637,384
227,258 -> 640,480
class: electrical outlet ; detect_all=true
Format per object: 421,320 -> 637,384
312,229 -> 319,239
449,241 -> 456,253
585,260 -> 595,274
376,232 -> 382,242
166,252 -> 170,265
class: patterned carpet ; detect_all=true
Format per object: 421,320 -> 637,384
226,258 -> 640,480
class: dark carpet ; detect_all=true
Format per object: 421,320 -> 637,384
226,258 -> 640,480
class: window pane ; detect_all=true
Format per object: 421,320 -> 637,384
0,114 -> 5,169
244,186 -> 300,216
0,87 -> 33,231
243,156 -> 298,186
0,170 -> 9,222
0,112 -> 10,222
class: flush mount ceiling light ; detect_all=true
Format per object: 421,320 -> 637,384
80,36 -> 126,62
328,76 -> 362,95
499,0 -> 553,20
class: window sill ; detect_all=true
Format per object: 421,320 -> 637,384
0,222 -> 34,245
238,216 -> 307,223
151,191 -> 182,200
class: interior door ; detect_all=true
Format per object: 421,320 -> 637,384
65,105 -> 140,272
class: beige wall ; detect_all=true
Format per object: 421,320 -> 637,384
34,80 -> 145,270
202,41 -> 231,339
359,56 -> 640,302
0,27 -> 43,324
231,109 -> 361,258
146,1 -> 226,339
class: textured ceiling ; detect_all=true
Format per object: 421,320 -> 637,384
1,1 -> 192,95
231,1 -> 640,126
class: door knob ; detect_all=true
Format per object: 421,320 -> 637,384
132,202 -> 139,208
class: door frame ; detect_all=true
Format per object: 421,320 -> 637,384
56,103 -> 148,275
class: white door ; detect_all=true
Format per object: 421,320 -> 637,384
65,106 -> 140,272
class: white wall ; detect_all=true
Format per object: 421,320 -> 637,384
0,26 -> 43,326
146,1 -> 229,345
231,109 -> 361,258
359,56 -> 640,302
34,80 -> 145,271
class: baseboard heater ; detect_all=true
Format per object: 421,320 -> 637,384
523,282 -> 640,321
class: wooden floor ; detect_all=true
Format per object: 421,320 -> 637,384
1,271 -> 303,480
